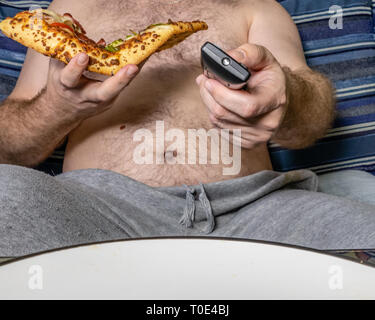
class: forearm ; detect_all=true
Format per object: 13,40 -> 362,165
0,88 -> 82,167
273,67 -> 336,149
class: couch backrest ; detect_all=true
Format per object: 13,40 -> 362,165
271,0 -> 375,175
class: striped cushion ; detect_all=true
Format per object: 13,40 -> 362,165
271,0 -> 375,175
1,0 -> 375,175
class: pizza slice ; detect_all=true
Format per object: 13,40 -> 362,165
0,9 -> 208,75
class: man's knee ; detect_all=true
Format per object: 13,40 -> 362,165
319,169 -> 374,185
318,169 -> 375,205
0,164 -> 57,206
219,189 -> 375,249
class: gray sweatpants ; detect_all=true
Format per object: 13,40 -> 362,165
1,164 -> 375,257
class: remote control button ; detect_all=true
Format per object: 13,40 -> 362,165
222,58 -> 230,66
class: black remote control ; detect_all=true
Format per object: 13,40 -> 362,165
201,42 -> 250,90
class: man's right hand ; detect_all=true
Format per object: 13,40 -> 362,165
46,53 -> 139,118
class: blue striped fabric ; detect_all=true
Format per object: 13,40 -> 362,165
0,0 -> 65,174
271,0 -> 375,175
1,0 -> 375,175
0,0 -> 49,98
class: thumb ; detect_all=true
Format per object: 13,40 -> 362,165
228,43 -> 275,72
59,53 -> 89,88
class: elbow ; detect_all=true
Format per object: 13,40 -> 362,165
0,150 -> 46,169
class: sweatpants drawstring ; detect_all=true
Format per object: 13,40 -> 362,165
198,183 -> 216,234
179,183 -> 216,234
179,185 -> 196,228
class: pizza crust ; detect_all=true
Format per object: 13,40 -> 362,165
0,11 -> 208,75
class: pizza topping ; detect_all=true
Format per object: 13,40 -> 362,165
143,23 -> 170,32
39,9 -> 85,34
111,39 -> 125,47
105,45 -> 119,53
63,13 -> 86,34
105,38 -> 124,52
36,9 -> 98,46
50,22 -> 74,35
141,23 -> 171,36
96,38 -> 106,47
40,9 -> 61,23
104,34 -> 139,52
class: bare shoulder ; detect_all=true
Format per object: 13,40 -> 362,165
238,0 -> 288,11
237,0 -> 307,70
236,0 -> 292,25
48,0 -> 87,15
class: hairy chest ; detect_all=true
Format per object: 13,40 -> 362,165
80,0 -> 249,66
67,0 -> 252,170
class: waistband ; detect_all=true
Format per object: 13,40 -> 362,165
56,168 -> 319,234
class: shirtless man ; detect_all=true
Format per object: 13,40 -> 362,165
1,0 -> 375,257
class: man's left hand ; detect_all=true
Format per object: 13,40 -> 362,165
196,43 -> 288,149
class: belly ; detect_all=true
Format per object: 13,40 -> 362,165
63,63 -> 272,187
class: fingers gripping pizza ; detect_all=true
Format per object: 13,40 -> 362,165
0,9 -> 208,75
